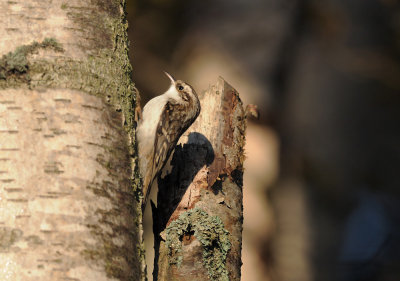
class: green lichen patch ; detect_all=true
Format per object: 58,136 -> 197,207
0,38 -> 64,81
166,208 -> 231,281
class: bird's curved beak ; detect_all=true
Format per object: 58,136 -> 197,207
164,71 -> 175,84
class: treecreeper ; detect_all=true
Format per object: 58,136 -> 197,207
136,72 -> 201,210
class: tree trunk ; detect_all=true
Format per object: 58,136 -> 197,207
0,1 -> 144,280
153,78 -> 245,281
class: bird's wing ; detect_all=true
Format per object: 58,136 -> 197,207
142,102 -> 190,207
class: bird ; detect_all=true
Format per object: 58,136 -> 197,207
136,72 -> 201,210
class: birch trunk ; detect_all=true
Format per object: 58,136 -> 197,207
153,78 -> 246,281
0,1 -> 143,280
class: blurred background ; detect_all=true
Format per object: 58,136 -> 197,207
126,0 -> 400,280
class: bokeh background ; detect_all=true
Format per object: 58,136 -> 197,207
126,0 -> 400,280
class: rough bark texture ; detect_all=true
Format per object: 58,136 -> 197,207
0,1 -> 143,280
152,78 -> 245,281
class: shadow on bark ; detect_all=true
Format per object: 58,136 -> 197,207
152,132 -> 214,280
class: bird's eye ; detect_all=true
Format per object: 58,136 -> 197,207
178,85 -> 184,91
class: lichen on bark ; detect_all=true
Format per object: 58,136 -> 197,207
165,208 -> 231,281
0,38 -> 64,82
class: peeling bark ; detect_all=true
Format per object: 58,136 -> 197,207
0,1 -> 143,280
153,78 -> 245,281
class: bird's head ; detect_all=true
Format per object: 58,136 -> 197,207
164,72 -> 198,104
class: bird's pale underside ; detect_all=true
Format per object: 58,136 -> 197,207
137,72 -> 201,210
